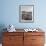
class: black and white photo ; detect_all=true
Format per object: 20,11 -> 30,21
19,5 -> 34,23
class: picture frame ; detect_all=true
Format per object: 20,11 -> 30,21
19,5 -> 34,23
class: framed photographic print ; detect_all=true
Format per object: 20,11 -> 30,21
19,5 -> 34,23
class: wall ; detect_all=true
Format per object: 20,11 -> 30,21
0,0 -> 46,29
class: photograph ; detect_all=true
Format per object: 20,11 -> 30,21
19,5 -> 34,23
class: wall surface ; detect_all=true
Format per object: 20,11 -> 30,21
0,0 -> 46,29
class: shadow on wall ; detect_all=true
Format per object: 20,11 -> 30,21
0,24 -> 7,43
